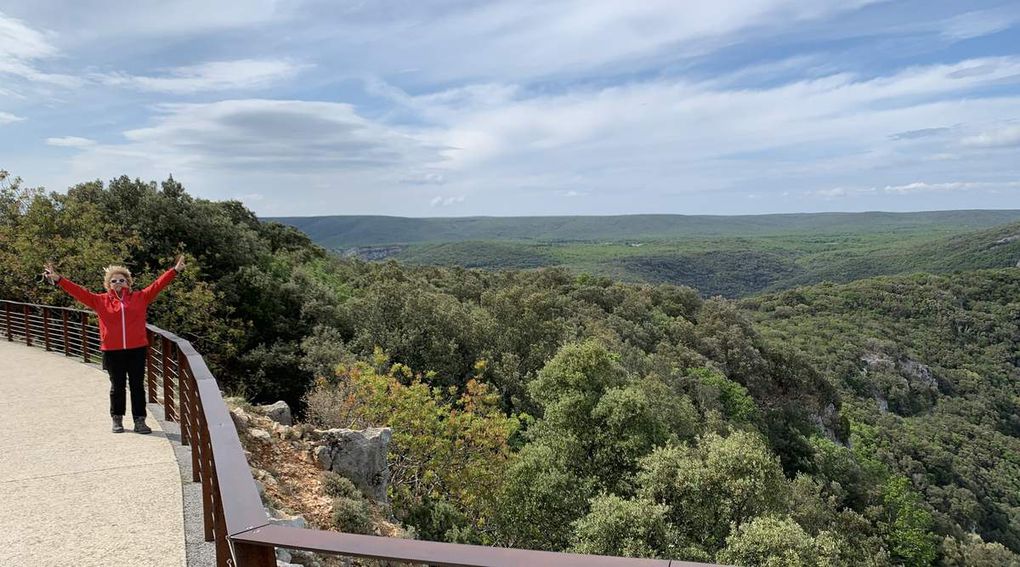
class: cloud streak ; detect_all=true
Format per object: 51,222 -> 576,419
0,111 -> 25,124
46,136 -> 95,147
0,11 -> 79,87
961,124 -> 1020,148
96,59 -> 309,94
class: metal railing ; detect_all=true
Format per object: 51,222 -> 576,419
2,299 -> 712,567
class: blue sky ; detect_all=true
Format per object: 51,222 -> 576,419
1,0 -> 1019,216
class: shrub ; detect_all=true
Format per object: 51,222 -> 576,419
323,472 -> 361,500
332,496 -> 373,534
717,516 -> 817,567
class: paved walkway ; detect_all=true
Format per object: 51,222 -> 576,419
0,340 -> 187,567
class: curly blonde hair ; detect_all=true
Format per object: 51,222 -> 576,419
103,265 -> 133,290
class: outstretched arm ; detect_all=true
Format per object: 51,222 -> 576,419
46,263 -> 100,310
139,255 -> 184,304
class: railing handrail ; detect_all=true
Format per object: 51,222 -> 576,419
1,299 -> 91,315
2,299 -> 715,567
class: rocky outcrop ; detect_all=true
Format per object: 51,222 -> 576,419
342,245 -> 404,261
900,358 -> 937,389
861,351 -> 939,415
313,428 -> 392,503
809,402 -> 846,444
259,401 -> 293,426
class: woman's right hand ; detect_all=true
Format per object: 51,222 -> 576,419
43,262 -> 61,284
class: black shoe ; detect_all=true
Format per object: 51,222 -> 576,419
133,417 -> 152,434
112,416 -> 124,433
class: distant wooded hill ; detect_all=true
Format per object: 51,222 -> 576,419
270,210 -> 1020,247
271,211 -> 1020,297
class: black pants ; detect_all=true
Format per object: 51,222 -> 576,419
103,347 -> 148,418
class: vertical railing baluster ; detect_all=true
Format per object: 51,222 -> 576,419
189,374 -> 201,483
23,305 -> 31,346
162,337 -> 176,422
80,313 -> 90,363
199,406 -> 214,543
179,350 -> 190,447
212,467 -> 230,567
4,302 -> 11,341
43,307 -> 51,351
147,332 -> 157,403
62,311 -> 70,356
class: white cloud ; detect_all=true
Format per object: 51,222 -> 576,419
881,181 -> 1020,194
813,187 -> 849,198
0,111 -> 25,124
96,59 -> 308,94
406,56 -> 1020,177
939,8 -> 1019,40
58,99 -> 446,210
308,0 -> 886,83
3,1 -> 282,43
10,2 -> 1020,215
430,195 -> 465,207
46,136 -> 95,147
961,124 -> 1020,148
0,11 -> 58,60
810,180 -> 1020,199
50,54 -> 1020,215
0,11 -> 80,87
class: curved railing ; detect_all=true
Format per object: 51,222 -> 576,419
2,299 -> 711,567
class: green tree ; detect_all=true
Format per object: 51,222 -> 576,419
494,444 -> 593,550
572,495 -> 672,558
638,431 -> 790,554
881,476 -> 938,567
717,516 -> 817,567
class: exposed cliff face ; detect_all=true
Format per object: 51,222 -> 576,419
342,246 -> 405,260
860,352 -> 939,416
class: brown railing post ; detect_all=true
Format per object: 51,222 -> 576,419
147,333 -> 157,403
42,307 -> 51,351
62,311 -> 70,356
232,542 -> 275,567
23,305 -> 31,346
212,464 -> 231,567
199,409 -> 215,543
190,390 -> 201,483
162,336 -> 176,422
179,351 -> 190,447
81,312 -> 90,363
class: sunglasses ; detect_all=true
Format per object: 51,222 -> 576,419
110,278 -> 127,284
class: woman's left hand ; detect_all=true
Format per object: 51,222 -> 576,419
174,255 -> 186,273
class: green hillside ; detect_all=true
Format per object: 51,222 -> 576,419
385,221 -> 1020,297
275,212 -> 1020,297
744,270 -> 1020,554
272,210 -> 1020,247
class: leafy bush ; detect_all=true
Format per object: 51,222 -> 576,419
323,473 -> 361,500
717,516 -> 817,567
331,496 -> 373,534
571,494 -> 671,558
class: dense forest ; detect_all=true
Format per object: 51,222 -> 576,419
276,212 -> 1020,298
2,171 -> 1018,566
274,211 -> 1020,248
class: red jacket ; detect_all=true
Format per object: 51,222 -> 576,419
58,269 -> 178,351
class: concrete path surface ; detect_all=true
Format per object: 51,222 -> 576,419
0,340 -> 187,567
